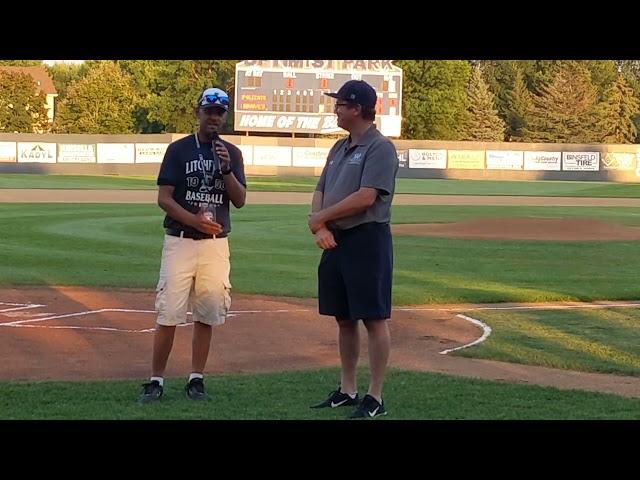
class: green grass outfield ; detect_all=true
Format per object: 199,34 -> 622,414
2,174 -> 640,197
1,204 -> 640,304
0,174 -> 158,190
1,368 -> 638,420
457,308 -> 640,376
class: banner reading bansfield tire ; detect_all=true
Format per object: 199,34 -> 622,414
234,60 -> 403,137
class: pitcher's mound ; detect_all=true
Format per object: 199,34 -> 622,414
392,218 -> 640,241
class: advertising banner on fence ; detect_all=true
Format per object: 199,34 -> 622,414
523,151 -> 561,170
601,152 -> 635,171
397,149 -> 408,169
253,146 -> 292,166
486,150 -> 523,170
562,152 -> 599,171
237,145 -> 253,165
292,147 -> 330,167
408,149 -> 446,169
17,142 -> 56,163
135,143 -> 169,164
57,144 -> 96,163
97,143 -> 135,164
447,150 -> 484,169
0,142 -> 16,162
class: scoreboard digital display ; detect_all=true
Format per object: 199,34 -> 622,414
234,60 -> 403,136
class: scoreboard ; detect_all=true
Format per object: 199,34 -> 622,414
234,60 -> 403,136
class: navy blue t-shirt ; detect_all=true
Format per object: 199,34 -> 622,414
157,134 -> 247,236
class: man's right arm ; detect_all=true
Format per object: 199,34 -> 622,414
311,153 -> 329,214
158,186 -> 222,236
311,190 -> 323,213
310,162 -> 336,249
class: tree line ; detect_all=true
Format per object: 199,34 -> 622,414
1,60 -> 639,143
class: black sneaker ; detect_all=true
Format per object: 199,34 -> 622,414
138,380 -> 163,403
185,377 -> 207,401
348,394 -> 387,418
310,387 -> 360,409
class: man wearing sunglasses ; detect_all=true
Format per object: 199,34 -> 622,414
139,87 -> 247,403
308,80 -> 399,418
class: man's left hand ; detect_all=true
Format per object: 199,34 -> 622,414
315,227 -> 337,250
215,141 -> 231,172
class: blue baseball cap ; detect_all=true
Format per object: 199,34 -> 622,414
324,80 -> 377,108
198,87 -> 230,111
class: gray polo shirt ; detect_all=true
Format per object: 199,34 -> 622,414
316,125 -> 399,230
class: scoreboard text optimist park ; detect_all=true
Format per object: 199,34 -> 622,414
234,60 -> 403,136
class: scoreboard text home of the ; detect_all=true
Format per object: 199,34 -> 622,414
234,60 -> 403,136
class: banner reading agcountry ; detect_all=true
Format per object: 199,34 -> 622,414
447,150 -> 484,169
292,147 -> 330,167
486,150 -> 523,170
97,143 -> 135,164
58,144 -> 96,163
562,152 -> 599,171
0,142 -> 16,162
18,142 -> 56,163
408,149 -> 446,169
523,151 -> 561,170
135,143 -> 169,164
601,152 -> 635,171
253,146 -> 292,166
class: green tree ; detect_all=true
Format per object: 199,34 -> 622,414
521,62 -> 599,143
54,61 -> 139,134
478,60 -> 616,127
460,66 -> 505,141
583,60 -> 618,100
0,60 -> 43,66
396,60 -> 471,140
0,70 -> 49,132
619,60 -> 640,91
117,60 -> 169,133
46,62 -> 85,101
142,60 -> 238,133
475,60 -> 520,124
504,67 -> 534,141
511,60 -> 557,93
618,60 -> 640,142
594,75 -> 640,143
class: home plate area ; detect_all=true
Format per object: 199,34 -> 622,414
0,287 -> 478,381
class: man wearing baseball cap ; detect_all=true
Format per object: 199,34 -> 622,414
138,87 -> 247,403
308,80 -> 399,418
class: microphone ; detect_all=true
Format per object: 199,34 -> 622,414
211,132 -> 220,151
211,132 -> 222,173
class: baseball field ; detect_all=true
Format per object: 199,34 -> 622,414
1,175 -> 639,419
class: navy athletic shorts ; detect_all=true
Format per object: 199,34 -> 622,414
318,222 -> 393,321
